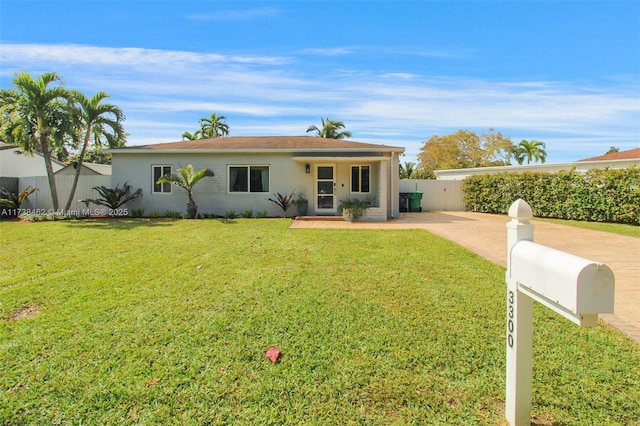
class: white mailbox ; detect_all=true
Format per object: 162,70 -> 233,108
509,240 -> 615,327
505,199 -> 616,426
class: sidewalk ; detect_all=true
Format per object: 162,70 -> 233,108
290,212 -> 640,345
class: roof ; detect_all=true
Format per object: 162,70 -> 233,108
577,147 -> 640,162
55,162 -> 112,175
0,141 -> 17,151
110,136 -> 404,153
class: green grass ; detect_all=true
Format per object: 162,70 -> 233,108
533,217 -> 640,238
1,219 -> 639,425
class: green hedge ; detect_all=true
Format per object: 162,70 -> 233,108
462,167 -> 640,225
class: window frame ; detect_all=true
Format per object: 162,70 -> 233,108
227,165 -> 270,194
350,164 -> 371,194
152,165 -> 172,194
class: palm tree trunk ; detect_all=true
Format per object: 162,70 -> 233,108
40,137 -> 60,211
65,131 -> 90,211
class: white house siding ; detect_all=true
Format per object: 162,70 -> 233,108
112,152 -> 389,218
0,146 -> 65,177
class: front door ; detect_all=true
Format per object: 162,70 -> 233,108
315,165 -> 336,214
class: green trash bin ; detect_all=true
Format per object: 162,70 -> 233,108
408,192 -> 423,212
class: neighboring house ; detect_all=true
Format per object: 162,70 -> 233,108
435,147 -> 640,180
109,136 -> 405,220
0,141 -> 65,177
55,162 -> 112,176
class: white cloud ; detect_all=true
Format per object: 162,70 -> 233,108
0,43 -> 291,67
1,42 -> 637,163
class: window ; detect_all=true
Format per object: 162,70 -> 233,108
153,165 -> 172,193
351,165 -> 370,193
228,165 -> 269,193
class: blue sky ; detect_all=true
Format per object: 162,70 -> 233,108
1,0 -> 638,164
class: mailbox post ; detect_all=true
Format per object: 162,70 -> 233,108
505,199 -> 615,426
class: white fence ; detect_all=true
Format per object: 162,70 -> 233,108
399,179 -> 465,211
19,175 -> 111,213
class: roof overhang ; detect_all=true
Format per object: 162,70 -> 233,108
292,156 -> 391,163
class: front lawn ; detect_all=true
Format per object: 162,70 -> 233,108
1,219 -> 638,425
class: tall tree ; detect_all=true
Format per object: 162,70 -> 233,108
515,139 -> 547,165
64,91 -> 126,211
0,72 -> 75,210
306,117 -> 352,139
156,164 -> 214,218
417,129 -> 515,175
199,113 -> 229,138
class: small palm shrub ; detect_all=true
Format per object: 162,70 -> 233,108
163,210 -> 183,219
267,190 -> 296,218
0,186 -> 38,217
82,182 -> 142,211
131,208 -> 145,218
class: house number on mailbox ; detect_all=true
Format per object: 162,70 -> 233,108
507,290 -> 514,348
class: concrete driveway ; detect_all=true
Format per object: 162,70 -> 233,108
290,212 -> 640,345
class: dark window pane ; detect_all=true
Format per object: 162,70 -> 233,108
230,166 -> 248,192
351,167 -> 359,192
361,166 -> 370,192
318,166 -> 333,180
250,166 -> 269,192
318,181 -> 333,195
153,167 -> 162,192
317,196 -> 333,208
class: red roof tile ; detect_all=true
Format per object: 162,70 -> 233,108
577,147 -> 640,162
114,136 -> 403,152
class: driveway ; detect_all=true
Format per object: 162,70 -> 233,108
290,212 -> 640,345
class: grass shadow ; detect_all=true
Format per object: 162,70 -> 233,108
62,218 -> 178,230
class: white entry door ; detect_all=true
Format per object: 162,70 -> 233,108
316,165 -> 336,214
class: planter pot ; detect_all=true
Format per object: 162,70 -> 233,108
297,200 -> 308,216
342,209 -> 358,222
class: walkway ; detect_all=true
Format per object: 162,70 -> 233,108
290,212 -> 640,345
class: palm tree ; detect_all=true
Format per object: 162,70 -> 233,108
199,113 -> 229,138
156,164 -> 214,218
182,130 -> 201,140
399,161 -> 416,179
515,140 -> 547,165
64,91 -> 126,211
0,72 -> 75,210
306,117 -> 352,139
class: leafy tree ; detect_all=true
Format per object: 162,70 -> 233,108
606,146 -> 620,154
306,118 -> 352,139
68,147 -> 112,164
515,139 -> 547,165
0,72 -> 75,210
199,113 -> 229,138
157,164 -> 214,218
417,129 -> 515,175
64,91 -> 126,211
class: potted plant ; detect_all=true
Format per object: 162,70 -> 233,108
295,192 -> 308,216
338,197 -> 372,221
